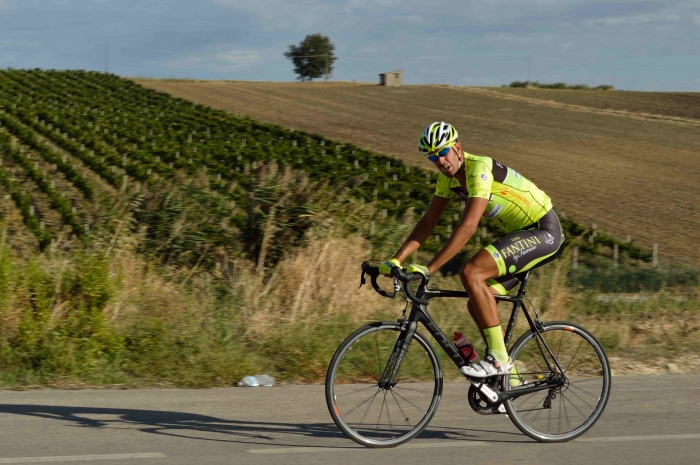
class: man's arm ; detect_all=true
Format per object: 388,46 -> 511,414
426,196 -> 488,274
392,195 -> 450,263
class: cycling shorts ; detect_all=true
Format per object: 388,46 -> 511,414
484,209 -> 564,295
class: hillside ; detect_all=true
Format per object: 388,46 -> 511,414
489,87 -> 700,121
135,80 -> 700,262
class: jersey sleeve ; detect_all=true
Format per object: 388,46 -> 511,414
466,161 -> 493,200
434,173 -> 454,199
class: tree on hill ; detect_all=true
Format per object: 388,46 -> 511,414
284,34 -> 337,81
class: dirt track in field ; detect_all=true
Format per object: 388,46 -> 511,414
135,80 -> 700,262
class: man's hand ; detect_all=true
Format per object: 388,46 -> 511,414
406,264 -> 430,277
379,258 -> 401,276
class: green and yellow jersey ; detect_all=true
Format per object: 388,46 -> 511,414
435,152 -> 552,233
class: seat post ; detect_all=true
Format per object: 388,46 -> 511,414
517,271 -> 531,296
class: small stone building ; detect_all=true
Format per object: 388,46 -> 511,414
379,70 -> 403,86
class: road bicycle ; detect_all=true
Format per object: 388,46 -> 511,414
325,262 -> 611,447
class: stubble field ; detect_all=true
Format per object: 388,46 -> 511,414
135,79 -> 700,262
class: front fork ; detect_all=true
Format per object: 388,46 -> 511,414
378,320 -> 417,389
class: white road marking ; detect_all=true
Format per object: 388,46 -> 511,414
248,441 -> 489,454
578,433 -> 700,442
248,433 -> 700,453
0,453 -> 166,463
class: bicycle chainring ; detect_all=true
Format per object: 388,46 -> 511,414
468,385 -> 504,415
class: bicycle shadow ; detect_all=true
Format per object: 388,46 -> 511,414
0,404 -> 527,448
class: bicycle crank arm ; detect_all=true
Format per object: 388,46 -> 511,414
465,377 -> 499,403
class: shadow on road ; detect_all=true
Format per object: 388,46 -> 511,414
0,404 -> 525,448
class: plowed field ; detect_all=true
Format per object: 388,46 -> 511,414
135,80 -> 700,263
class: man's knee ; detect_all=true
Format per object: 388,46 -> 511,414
460,259 -> 486,288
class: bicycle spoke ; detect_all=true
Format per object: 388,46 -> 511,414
390,390 -> 411,423
561,391 -> 591,421
566,366 -> 603,381
375,334 -> 382,376
374,392 -> 387,436
564,385 -> 597,410
563,391 -> 573,432
357,389 -> 382,426
555,329 -> 565,361
565,353 -> 599,375
384,391 -> 394,432
392,385 -> 433,394
342,388 -> 382,418
558,392 -> 563,433
564,339 -> 584,373
567,380 -> 602,397
343,384 -> 381,397
392,388 -> 427,413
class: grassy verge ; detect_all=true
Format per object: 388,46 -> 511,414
0,217 -> 697,389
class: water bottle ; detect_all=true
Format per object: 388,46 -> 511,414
237,374 -> 275,387
454,332 -> 478,364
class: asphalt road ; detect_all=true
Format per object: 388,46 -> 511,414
0,375 -> 698,465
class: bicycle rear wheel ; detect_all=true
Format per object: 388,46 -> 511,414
503,321 -> 611,442
325,321 -> 442,448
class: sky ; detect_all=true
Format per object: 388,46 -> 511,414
0,0 -> 699,91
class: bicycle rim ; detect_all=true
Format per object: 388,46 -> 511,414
325,322 -> 442,448
504,321 -> 611,442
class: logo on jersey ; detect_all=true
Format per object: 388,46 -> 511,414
480,173 -> 487,180
543,231 -> 555,245
512,170 -> 521,179
493,252 -> 500,259
499,188 -> 531,207
483,203 -> 503,218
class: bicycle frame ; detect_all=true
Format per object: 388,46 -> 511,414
380,270 -> 566,403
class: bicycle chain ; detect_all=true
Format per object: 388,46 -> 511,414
468,371 -> 555,415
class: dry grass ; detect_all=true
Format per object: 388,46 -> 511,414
0,210 -> 697,387
134,80 -> 700,263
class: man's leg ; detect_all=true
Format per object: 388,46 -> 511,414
467,300 -> 524,387
459,250 -> 511,372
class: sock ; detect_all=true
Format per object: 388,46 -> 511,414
509,364 -> 524,387
483,325 -> 509,364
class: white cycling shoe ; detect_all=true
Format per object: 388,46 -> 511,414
460,354 -> 513,378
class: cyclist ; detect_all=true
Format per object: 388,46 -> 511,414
379,121 -> 564,381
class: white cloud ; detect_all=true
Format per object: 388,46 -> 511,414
163,46 -> 279,73
0,0 -> 15,10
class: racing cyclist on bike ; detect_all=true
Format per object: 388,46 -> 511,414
379,122 -> 564,381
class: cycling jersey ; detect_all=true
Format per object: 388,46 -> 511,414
434,153 -> 553,233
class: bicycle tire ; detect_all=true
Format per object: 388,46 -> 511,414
503,321 -> 612,442
325,321 -> 443,448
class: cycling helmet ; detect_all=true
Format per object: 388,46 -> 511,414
418,121 -> 458,155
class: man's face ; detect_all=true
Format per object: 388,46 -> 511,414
431,142 -> 462,178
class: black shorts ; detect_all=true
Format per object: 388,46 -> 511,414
484,209 -> 564,294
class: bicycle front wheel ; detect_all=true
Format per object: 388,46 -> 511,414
325,321 -> 442,448
503,321 -> 611,442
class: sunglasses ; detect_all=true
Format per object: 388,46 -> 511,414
427,143 -> 454,162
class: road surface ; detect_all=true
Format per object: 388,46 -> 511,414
0,375 -> 698,465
